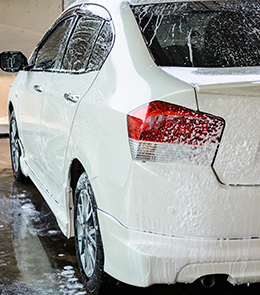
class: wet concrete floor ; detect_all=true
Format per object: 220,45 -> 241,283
1,137 -> 260,294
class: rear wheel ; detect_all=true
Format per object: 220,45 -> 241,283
74,172 -> 106,295
9,111 -> 28,183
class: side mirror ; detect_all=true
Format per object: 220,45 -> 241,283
0,51 -> 28,72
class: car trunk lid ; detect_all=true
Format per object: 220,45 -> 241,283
161,66 -> 260,185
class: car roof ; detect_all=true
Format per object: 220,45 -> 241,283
69,0 -> 241,9
129,0 -> 209,4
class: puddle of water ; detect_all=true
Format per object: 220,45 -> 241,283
0,168 -> 87,295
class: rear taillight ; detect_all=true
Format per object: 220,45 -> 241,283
127,101 -> 225,166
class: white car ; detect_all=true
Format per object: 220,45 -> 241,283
1,0 -> 260,293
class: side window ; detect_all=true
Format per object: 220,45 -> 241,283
87,21 -> 114,72
62,17 -> 103,72
34,17 -> 74,71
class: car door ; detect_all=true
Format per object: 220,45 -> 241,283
18,16 -> 75,180
40,5 -> 114,203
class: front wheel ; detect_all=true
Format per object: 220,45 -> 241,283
9,111 -> 29,183
74,172 -> 107,295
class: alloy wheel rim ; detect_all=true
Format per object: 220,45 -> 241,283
76,189 -> 97,277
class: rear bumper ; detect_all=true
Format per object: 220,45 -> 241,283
98,209 -> 260,287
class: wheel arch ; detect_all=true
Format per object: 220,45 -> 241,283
66,158 -> 85,237
8,102 -> 14,120
69,158 -> 85,198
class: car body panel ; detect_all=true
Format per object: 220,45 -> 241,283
40,71 -> 98,203
98,208 -> 260,286
198,84 -> 260,186
93,162 -> 260,239
161,66 -> 260,185
15,71 -> 51,175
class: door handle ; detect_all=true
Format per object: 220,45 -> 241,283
64,92 -> 80,103
33,84 -> 44,93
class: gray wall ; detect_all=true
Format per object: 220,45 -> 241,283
0,0 -> 63,121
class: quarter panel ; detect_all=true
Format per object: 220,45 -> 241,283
93,162 -> 260,239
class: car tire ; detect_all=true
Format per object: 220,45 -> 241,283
9,110 -> 29,183
74,172 -> 107,295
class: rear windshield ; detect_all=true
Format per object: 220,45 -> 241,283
131,1 -> 260,67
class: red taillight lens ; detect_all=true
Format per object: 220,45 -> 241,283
127,101 -> 225,166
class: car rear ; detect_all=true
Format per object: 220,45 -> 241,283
107,0 -> 260,286
88,0 -> 260,288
